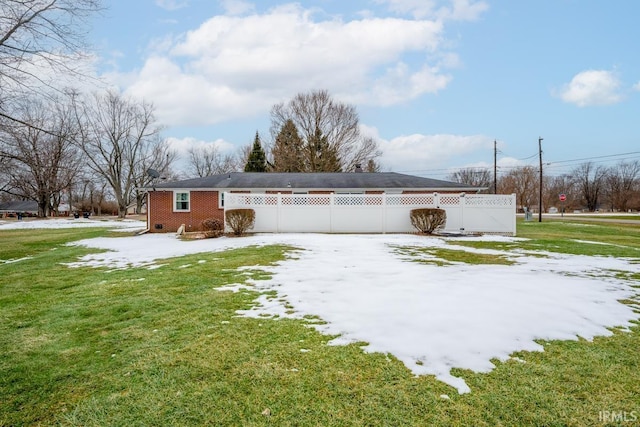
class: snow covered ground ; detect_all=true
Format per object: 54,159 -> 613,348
0,217 -> 146,231
3,219 -> 639,394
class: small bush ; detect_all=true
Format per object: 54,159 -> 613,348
225,209 -> 255,236
201,217 -> 224,238
410,208 -> 446,234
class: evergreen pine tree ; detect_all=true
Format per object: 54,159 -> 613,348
272,119 -> 305,172
244,131 -> 267,172
365,158 -> 381,172
308,126 -> 341,172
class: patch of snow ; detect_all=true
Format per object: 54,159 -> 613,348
63,232 -> 640,394
573,239 -> 640,252
574,239 -> 610,246
217,283 -> 253,292
1,256 -> 33,264
0,217 -> 146,231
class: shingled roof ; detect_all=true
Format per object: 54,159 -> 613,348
0,200 -> 38,212
152,172 -> 481,192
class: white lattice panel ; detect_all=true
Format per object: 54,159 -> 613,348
439,195 -> 461,206
334,195 -> 382,205
223,192 -> 516,235
465,195 -> 515,207
364,196 -> 383,205
386,195 -> 436,206
281,195 -> 331,205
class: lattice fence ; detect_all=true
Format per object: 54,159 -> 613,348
224,192 -> 516,235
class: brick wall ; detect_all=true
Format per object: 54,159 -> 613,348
148,190 -> 223,233
147,189 -> 465,233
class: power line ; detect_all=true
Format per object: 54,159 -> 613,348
392,148 -> 640,178
547,151 -> 640,166
517,153 -> 539,161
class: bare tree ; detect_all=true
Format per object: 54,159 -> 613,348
0,152 -> 10,194
604,161 -> 640,212
544,174 -> 577,213
498,166 -> 538,211
0,97 -> 81,216
572,162 -> 606,212
187,144 -> 239,177
270,90 -> 381,172
448,168 -> 492,192
73,91 -> 164,218
131,139 -> 176,214
0,0 -> 102,123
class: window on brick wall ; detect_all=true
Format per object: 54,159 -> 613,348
174,191 -> 190,212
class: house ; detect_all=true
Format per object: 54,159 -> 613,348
145,172 -> 516,235
0,200 -> 38,218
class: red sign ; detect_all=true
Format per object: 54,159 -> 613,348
559,194 -> 566,202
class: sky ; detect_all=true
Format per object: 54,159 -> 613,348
3,218 -> 637,394
88,0 -> 640,179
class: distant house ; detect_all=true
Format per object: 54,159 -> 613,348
144,172 -> 516,235
0,200 -> 38,218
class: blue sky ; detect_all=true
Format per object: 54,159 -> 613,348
90,0 -> 640,178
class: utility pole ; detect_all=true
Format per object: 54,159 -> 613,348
538,137 -> 543,222
494,140 -> 497,194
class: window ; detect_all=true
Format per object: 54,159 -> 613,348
174,191 -> 190,211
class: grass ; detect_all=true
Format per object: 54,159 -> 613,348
393,245 -> 515,266
557,214 -> 640,221
0,227 -> 115,261
451,219 -> 640,259
1,224 -> 639,426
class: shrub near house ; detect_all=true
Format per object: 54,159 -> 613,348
225,209 -> 256,236
410,208 -> 447,234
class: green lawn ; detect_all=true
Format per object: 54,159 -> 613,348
1,222 -> 639,426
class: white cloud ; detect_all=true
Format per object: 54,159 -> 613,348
633,81 -> 640,91
166,136 -> 236,158
220,0 -> 255,16
348,62 -> 451,106
557,70 -> 623,107
165,136 -> 237,175
444,0 -> 489,21
126,56 -> 275,125
155,0 -> 188,11
119,4 -> 459,126
373,131 -> 494,173
496,157 -> 526,170
376,0 -> 488,21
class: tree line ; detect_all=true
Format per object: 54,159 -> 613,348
448,161 -> 640,213
0,88 -> 381,218
0,1 -> 380,217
